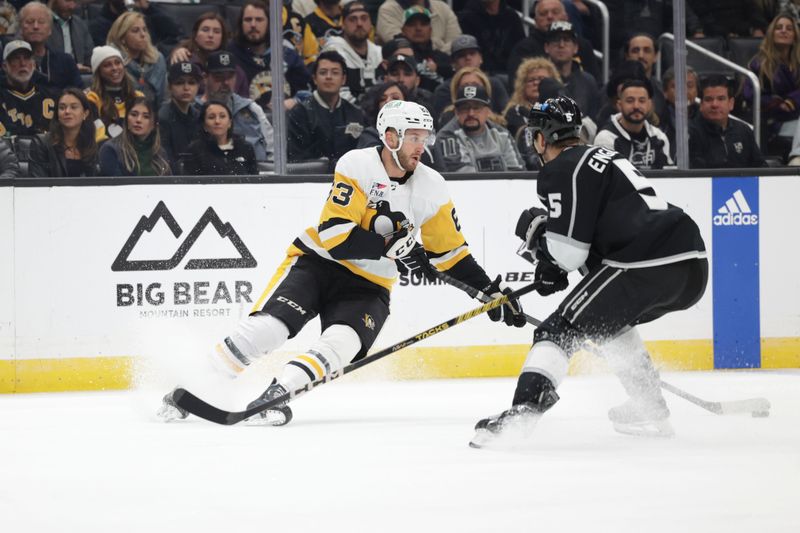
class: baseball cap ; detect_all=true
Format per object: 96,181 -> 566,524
206,51 -> 236,74
388,53 -> 418,72
382,37 -> 412,60
403,5 -> 431,24
454,85 -> 491,107
341,1 -> 368,18
450,34 -> 480,56
3,40 -> 32,62
546,20 -> 578,41
168,61 -> 202,83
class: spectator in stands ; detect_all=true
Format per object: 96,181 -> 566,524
690,0 -> 768,38
595,59 -> 648,126
106,11 -> 168,104
169,12 -> 249,98
159,61 -> 201,173
606,1 -> 703,61
543,21 -> 599,119
87,45 -> 144,140
437,66 -> 505,127
19,2 -> 82,91
623,32 -> 666,119
99,96 -> 171,176
0,40 -> 57,136
376,0 -> 461,53
184,100 -> 258,176
324,1 -> 382,104
384,53 -> 435,119
507,0 -> 599,88
228,0 -> 312,111
503,56 -> 561,138
47,0 -> 93,73
0,137 -> 20,177
203,50 -> 273,162
356,80 -> 407,145
659,66 -> 700,159
29,87 -> 98,177
595,79 -> 673,169
744,12 -> 800,151
0,1 -> 17,37
89,0 -> 184,57
456,0 -> 525,76
433,34 -> 508,119
433,84 -> 523,172
302,0 -> 342,65
374,36 -> 413,81
689,74 -> 766,168
287,50 -> 365,170
399,6 -> 452,92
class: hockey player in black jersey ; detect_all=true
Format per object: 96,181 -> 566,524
471,96 -> 708,447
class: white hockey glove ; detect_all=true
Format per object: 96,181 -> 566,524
383,228 -> 417,259
482,275 -> 527,328
515,207 -> 548,264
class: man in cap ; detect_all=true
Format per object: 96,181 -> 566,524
202,50 -> 273,162
456,0 -> 525,76
376,0 -> 461,53
433,84 -> 523,172
159,61 -> 203,173
543,20 -> 599,119
399,5 -> 452,92
384,52 -> 435,120
0,39 -> 57,137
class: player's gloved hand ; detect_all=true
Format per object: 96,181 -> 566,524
534,257 -> 569,296
482,275 -> 526,328
515,207 -> 548,264
396,243 -> 438,282
383,228 -> 417,259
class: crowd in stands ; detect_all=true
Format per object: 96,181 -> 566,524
0,0 -> 797,178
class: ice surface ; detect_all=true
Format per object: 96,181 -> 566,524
1,371 -> 798,533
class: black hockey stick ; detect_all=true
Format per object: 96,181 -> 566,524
172,281 -> 542,425
437,272 -> 772,418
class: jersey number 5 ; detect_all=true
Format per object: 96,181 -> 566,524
615,158 -> 668,211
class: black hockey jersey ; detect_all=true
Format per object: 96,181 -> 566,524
537,144 -> 706,272
0,81 -> 57,137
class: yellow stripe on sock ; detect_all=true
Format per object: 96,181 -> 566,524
296,354 -> 324,378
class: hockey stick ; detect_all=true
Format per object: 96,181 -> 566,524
172,281 -> 542,425
437,272 -> 772,418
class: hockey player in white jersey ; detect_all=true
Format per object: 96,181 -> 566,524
471,96 -> 708,447
159,100 -> 526,425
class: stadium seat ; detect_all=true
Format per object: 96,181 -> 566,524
728,37 -> 763,69
661,36 -> 732,77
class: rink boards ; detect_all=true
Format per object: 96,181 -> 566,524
0,173 -> 798,392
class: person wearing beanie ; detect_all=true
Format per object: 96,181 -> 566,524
183,99 -> 257,176
86,45 -> 144,141
99,95 -> 171,176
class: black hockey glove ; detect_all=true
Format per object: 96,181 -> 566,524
396,243 -> 438,282
383,227 -> 417,259
534,256 -> 569,296
483,275 -> 527,328
515,207 -> 548,264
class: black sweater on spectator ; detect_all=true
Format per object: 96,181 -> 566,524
688,114 -> 766,169
183,134 -> 258,176
456,0 -> 526,76
158,100 -> 201,174
0,137 -> 20,177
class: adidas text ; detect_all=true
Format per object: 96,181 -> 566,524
713,212 -> 758,226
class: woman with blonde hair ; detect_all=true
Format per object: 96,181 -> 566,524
106,10 -> 168,103
86,45 -> 145,140
504,57 -> 562,137
99,96 -> 170,176
439,66 -> 506,127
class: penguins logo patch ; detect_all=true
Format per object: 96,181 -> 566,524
362,314 -> 376,330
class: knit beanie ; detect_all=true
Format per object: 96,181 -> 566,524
91,45 -> 124,74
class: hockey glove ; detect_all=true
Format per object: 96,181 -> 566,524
396,243 -> 438,282
483,275 -> 527,328
515,207 -> 548,264
534,256 -> 569,296
383,228 -> 418,259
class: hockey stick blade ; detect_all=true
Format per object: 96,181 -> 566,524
660,380 -> 771,416
173,281 -> 542,425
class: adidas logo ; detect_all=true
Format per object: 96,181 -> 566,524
713,189 -> 758,226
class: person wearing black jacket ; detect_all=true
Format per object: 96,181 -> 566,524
689,75 -> 766,169
184,100 -> 258,176
48,0 -> 94,72
456,0 -> 525,76
0,137 -> 21,177
88,0 -> 184,57
19,2 -> 83,91
158,61 -> 202,174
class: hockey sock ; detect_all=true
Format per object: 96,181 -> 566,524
210,313 -> 290,377
279,324 -> 361,391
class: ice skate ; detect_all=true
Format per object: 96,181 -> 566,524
157,389 -> 189,422
244,378 -> 293,427
608,397 -> 674,438
470,386 -> 559,449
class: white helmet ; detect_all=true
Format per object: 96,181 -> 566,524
376,101 -> 435,170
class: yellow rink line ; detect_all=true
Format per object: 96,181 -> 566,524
0,338 -> 798,393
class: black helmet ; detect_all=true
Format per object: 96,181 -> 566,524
528,96 -> 582,143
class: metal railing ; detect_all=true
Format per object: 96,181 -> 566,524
657,33 -> 762,146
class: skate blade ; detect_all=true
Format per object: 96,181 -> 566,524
469,414 -> 542,450
243,410 -> 291,427
613,419 -> 675,438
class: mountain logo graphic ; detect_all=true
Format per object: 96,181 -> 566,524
111,201 -> 258,271
713,189 -> 758,226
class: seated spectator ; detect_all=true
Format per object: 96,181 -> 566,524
543,21 -> 599,119
302,0 -> 342,65
89,0 -> 184,57
184,100 -> 258,176
595,59 -> 648,126
0,137 -> 20,176
456,0 -> 526,76
503,57 -> 561,138
658,66 -> 700,159
689,74 -> 766,168
607,1 -> 703,61
202,50 -> 273,162
159,61 -> 202,173
47,0 -> 93,72
376,0 -> 461,53
106,11 -> 168,104
622,32 -> 666,119
690,0 -> 767,38
374,35 -> 413,81
432,34 -> 508,120
507,0 -> 599,88
0,1 -> 17,37
433,84 -> 523,172
288,49 -> 365,170
19,2 -> 82,91
99,96 -> 171,176
29,87 -> 98,177
228,0 -> 312,111
324,1 -> 382,103
595,79 -> 673,170
384,53 -> 435,119
357,80 -> 407,146
0,40 -> 58,136
86,45 -> 144,140
399,6 -> 452,92
437,66 -> 505,127
744,12 -> 800,152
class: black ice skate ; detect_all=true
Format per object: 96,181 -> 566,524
244,378 -> 293,427
608,396 -> 674,438
470,388 -> 560,449
157,389 -> 189,422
